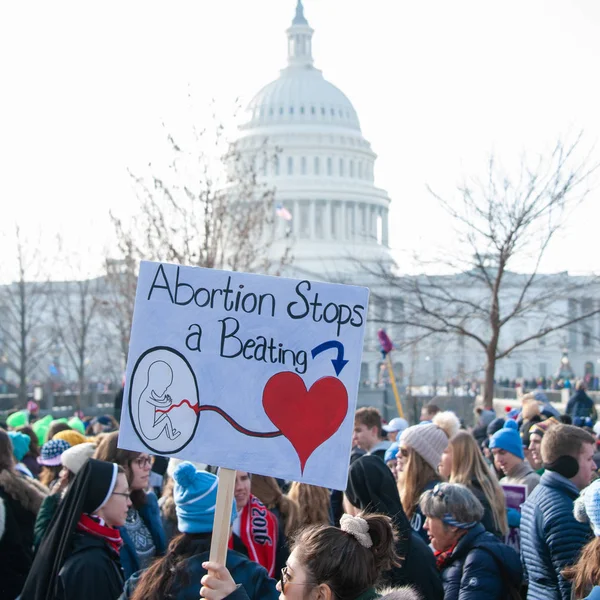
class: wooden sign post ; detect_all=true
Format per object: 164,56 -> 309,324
209,468 -> 237,564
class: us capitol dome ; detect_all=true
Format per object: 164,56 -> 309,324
236,0 -> 393,281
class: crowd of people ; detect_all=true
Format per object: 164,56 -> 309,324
2,384 -> 600,599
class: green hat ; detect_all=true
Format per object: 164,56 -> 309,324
32,415 -> 53,446
6,410 -> 28,429
67,417 -> 86,435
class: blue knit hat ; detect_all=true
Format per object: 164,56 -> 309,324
38,439 -> 71,466
384,442 -> 399,463
174,462 -> 236,534
8,431 -> 31,462
584,479 -> 600,537
490,420 -> 524,459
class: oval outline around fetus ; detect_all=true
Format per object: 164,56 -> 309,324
128,346 -> 200,454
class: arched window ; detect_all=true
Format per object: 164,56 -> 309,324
287,156 -> 294,175
349,160 -> 355,177
327,157 -> 333,176
314,157 -> 320,175
301,157 -> 307,175
274,155 -> 280,176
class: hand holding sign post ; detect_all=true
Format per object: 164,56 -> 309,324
118,261 -> 369,563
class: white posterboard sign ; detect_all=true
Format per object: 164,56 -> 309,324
118,261 -> 369,491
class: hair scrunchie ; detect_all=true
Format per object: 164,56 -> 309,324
340,514 -> 373,548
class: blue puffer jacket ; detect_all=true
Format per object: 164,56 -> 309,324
439,523 -> 522,600
520,470 -> 592,600
119,491 -> 167,579
121,548 -> 278,600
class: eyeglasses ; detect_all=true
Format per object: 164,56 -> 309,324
133,456 -> 153,469
399,447 -> 410,458
280,566 -> 313,594
112,491 -> 130,498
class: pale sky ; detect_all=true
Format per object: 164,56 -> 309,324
1,0 -> 599,282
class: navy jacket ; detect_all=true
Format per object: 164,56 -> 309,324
521,470 -> 592,600
122,548 -> 278,600
118,491 -> 167,579
566,390 -> 595,419
439,523 -> 522,600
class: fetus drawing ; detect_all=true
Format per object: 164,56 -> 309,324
128,347 -> 200,454
138,360 -> 181,441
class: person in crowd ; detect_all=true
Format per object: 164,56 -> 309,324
383,418 -> 409,442
124,462 -> 278,600
521,424 -> 596,600
490,420 -> 540,494
352,407 -> 391,459
44,421 -> 72,443
86,415 -> 115,436
346,454 -> 444,599
567,382 -> 597,422
397,411 -> 461,540
472,407 -> 496,445
9,430 -> 34,477
420,482 -> 522,600
16,425 -> 41,478
528,417 -> 560,474
439,430 -> 508,538
38,439 -> 71,489
563,478 -> 600,599
198,513 -> 422,600
486,417 -> 505,439
421,403 -> 441,423
53,429 -> 87,447
251,474 -> 301,537
20,459 -> 130,600
231,470 -> 283,576
159,474 -> 178,543
384,443 -> 399,481
34,442 -> 96,549
288,481 -> 333,527
0,428 -> 48,599
94,431 -> 166,578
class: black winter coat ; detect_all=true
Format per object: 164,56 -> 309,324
56,532 -> 124,600
439,523 -> 522,600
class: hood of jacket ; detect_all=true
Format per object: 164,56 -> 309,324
379,587 -> 422,600
0,468 -> 48,513
453,524 -> 522,587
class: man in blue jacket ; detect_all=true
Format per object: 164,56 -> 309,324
521,424 -> 596,600
566,381 -> 597,422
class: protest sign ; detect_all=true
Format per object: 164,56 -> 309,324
501,482 -> 527,553
118,261 -> 369,491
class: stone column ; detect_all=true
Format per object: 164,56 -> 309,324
382,207 -> 389,246
323,200 -> 331,240
353,202 -> 359,241
309,200 -> 315,239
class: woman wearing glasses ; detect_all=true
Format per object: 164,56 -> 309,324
199,512 -> 420,600
94,431 -> 166,578
20,459 -> 131,600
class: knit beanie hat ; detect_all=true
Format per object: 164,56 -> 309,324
584,479 -> 600,536
61,442 -> 96,475
8,431 -> 31,462
38,439 -> 71,466
489,420 -> 524,459
384,442 -> 399,463
7,410 -> 28,429
487,418 -> 506,437
399,411 -> 460,472
53,430 -> 87,447
67,417 -> 86,435
173,462 -> 236,534
32,415 -> 53,446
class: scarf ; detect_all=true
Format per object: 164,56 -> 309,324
229,494 -> 278,576
434,542 -> 458,571
77,513 -> 123,554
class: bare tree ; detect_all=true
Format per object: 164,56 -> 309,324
0,227 -> 52,404
370,136 -> 600,407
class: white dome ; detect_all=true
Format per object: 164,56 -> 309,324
243,66 -> 361,131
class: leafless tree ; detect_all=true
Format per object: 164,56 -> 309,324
0,227 -> 52,404
370,135 -> 600,407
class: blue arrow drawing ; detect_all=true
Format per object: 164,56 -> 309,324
311,340 -> 348,376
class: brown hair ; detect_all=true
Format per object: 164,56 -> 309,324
447,431 -> 508,536
39,465 -> 62,488
93,431 -> 146,508
16,425 -> 40,458
398,447 -> 438,518
292,513 -> 399,600
161,476 -> 177,525
251,474 -> 301,536
288,482 -> 332,528
45,422 -> 71,443
563,537 -> 600,598
423,403 -> 440,417
354,407 -> 382,430
130,533 -> 211,600
541,424 -> 595,464
0,428 -> 15,471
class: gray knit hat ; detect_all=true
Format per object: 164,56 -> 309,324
399,411 -> 460,472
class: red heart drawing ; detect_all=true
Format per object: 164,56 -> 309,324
262,372 -> 348,473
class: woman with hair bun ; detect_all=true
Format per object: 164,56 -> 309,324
200,512 -> 421,600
